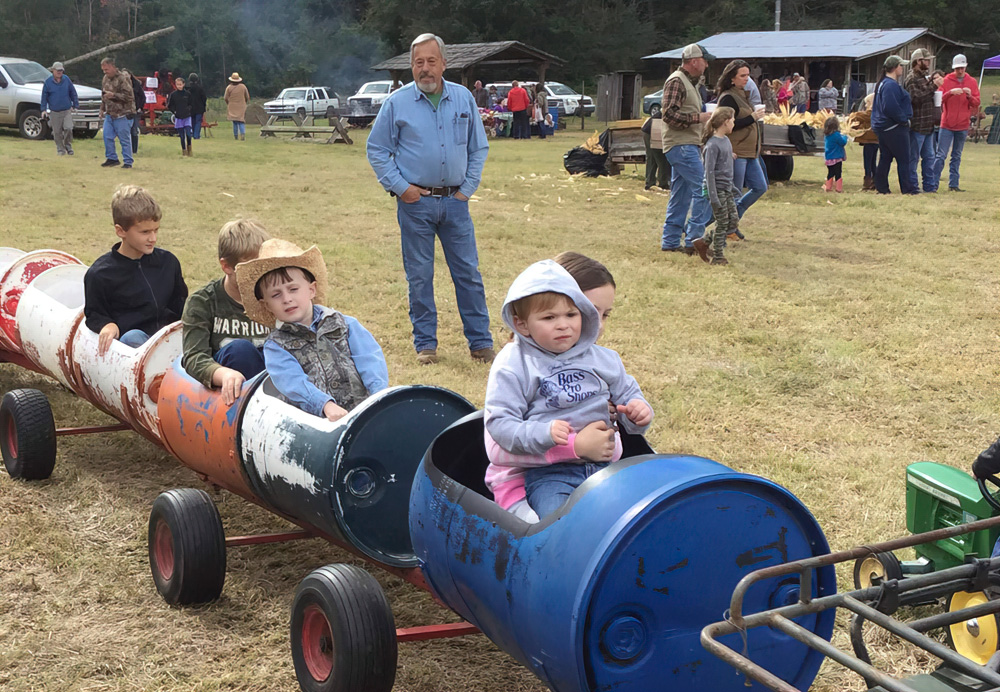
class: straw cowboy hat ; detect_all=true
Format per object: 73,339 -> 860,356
235,239 -> 328,327
229,72 -> 243,83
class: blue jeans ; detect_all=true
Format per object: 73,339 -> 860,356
733,157 -> 768,218
875,126 -> 914,194
103,114 -> 134,165
934,128 -> 967,190
192,113 -> 203,139
863,143 -> 878,178
232,121 -> 245,138
216,339 -> 265,379
525,461 -> 608,519
120,329 -> 150,348
661,144 -> 712,249
908,131 -> 936,192
396,195 -> 492,353
795,104 -> 807,114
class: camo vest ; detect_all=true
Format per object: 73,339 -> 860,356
268,308 -> 368,411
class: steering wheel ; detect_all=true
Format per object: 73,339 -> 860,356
978,474 -> 1000,513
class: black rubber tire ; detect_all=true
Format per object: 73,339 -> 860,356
853,551 -> 903,590
296,107 -> 307,119
291,564 -> 397,692
763,154 -> 794,181
148,488 -> 226,605
0,388 -> 57,480
18,108 -> 50,140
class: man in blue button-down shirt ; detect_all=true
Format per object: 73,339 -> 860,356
367,33 -> 494,366
41,62 -> 79,156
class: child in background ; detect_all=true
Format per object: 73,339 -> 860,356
693,107 -> 739,266
484,259 -> 652,520
485,252 -> 619,523
166,77 -> 194,156
84,184 -> 188,355
823,115 -> 848,193
235,240 -> 388,422
181,219 -> 272,405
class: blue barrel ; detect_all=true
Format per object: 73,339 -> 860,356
238,383 -> 474,568
548,105 -> 559,133
410,413 -> 835,692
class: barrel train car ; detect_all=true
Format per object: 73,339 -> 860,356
0,247 -> 838,692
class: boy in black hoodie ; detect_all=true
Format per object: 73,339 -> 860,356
84,184 -> 188,355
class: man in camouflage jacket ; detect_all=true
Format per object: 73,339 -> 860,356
99,56 -> 135,168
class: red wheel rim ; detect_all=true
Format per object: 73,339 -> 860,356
153,520 -> 175,581
301,603 -> 334,681
5,417 -> 16,458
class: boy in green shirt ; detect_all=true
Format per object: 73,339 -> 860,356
181,219 -> 272,404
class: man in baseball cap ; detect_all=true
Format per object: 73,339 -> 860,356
658,43 -> 715,254
40,60 -> 79,156
933,53 -> 980,191
905,48 -> 944,192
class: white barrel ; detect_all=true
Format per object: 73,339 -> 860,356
17,264 -> 88,389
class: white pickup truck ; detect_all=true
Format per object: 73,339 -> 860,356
262,86 -> 341,120
0,57 -> 103,140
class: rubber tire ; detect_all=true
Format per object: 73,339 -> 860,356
148,488 -> 226,605
291,564 -> 397,692
853,551 -> 903,590
325,106 -> 336,119
18,108 -> 50,140
296,107 -> 307,119
0,388 -> 57,480
763,155 -> 794,181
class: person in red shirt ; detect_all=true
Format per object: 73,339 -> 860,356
507,80 -> 531,139
933,53 -> 980,192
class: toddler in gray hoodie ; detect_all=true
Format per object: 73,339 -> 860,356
484,260 -> 653,520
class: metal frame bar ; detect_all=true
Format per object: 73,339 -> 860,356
395,622 -> 481,642
55,423 -> 131,436
225,530 -> 315,547
702,514 -> 1000,691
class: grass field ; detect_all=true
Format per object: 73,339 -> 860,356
0,121 -> 998,691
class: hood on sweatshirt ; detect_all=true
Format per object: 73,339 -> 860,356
501,260 -> 600,359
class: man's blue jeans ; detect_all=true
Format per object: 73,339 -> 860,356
733,156 -> 768,218
103,114 -> 133,165
661,144 -> 712,249
232,121 -> 246,138
525,461 -> 608,519
192,113 -> 203,139
216,339 -> 265,379
908,130 -> 936,192
934,128 -> 968,190
396,195 -> 492,353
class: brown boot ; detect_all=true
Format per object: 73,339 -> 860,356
862,176 -> 874,191
239,133 -> 245,141
187,144 -> 193,157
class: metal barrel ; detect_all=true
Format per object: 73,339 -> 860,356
1,248 -> 81,354
236,382 -> 475,568
410,413 -> 836,692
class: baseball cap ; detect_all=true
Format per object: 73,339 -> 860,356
884,55 -> 909,70
50,61 -> 64,71
953,54 -> 968,68
910,48 -> 933,61
681,44 -> 716,61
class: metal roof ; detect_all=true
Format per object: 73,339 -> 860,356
643,28 -> 972,62
372,41 -> 565,72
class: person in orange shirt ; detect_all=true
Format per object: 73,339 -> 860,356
507,80 -> 531,139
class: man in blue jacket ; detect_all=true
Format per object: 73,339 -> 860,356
872,55 -> 915,194
40,62 -> 79,156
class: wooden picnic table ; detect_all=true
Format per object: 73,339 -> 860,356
258,113 -> 353,144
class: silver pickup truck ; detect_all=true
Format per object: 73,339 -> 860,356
0,57 -> 103,140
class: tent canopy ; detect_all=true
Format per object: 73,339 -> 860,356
984,54 -> 1000,69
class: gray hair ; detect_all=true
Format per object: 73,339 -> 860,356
410,33 -> 447,63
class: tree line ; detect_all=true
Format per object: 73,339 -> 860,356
1,0 -> 995,98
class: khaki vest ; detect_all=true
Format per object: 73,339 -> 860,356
721,86 -> 761,158
649,117 -> 664,151
269,309 -> 368,411
660,69 -> 703,151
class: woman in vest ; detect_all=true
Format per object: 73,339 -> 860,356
716,60 -> 768,230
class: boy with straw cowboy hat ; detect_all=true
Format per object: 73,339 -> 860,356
235,239 -> 388,422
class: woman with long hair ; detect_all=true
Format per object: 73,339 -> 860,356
714,60 -> 768,233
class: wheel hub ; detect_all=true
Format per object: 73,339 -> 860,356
6,417 -> 17,458
302,604 -> 334,681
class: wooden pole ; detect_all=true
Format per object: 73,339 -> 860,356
62,26 -> 176,66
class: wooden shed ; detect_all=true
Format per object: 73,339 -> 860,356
596,71 -> 643,122
371,41 -> 565,89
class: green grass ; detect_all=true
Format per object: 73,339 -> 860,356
1,123 -> 999,691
